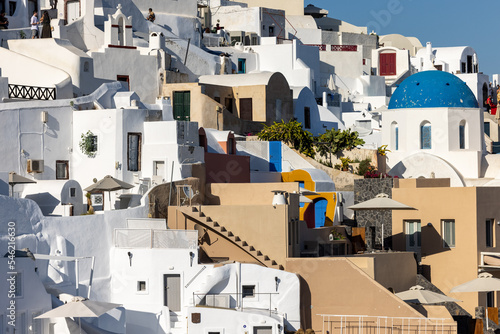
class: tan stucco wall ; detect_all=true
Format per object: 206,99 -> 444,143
348,252 -> 417,293
286,258 -> 434,331
162,82 -> 223,128
203,84 -> 268,122
199,204 -> 295,265
392,181 -> 500,315
206,182 -> 300,205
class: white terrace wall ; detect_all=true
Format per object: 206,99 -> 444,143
0,47 -> 73,99
0,195 -> 148,301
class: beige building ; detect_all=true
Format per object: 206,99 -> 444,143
162,72 -> 294,134
392,178 -> 500,315
166,181 -> 457,332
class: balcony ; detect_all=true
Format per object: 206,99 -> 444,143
319,315 -> 457,334
480,252 -> 500,271
114,229 -> 197,249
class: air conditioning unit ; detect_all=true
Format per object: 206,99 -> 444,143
27,159 -> 44,173
205,295 -> 230,308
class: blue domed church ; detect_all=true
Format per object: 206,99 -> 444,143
382,70 -> 485,186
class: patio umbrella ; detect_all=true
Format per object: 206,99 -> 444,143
35,297 -> 121,333
8,171 -> 36,197
450,272 -> 500,293
450,272 -> 500,330
84,175 -> 134,210
347,193 -> 416,211
396,285 -> 461,304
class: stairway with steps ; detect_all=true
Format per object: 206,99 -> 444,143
179,206 -> 284,270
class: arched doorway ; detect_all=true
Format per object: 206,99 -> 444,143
304,197 -> 328,228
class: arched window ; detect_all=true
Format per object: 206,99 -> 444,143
391,121 -> 399,151
118,17 -> 124,46
459,120 -> 467,149
420,121 -> 432,149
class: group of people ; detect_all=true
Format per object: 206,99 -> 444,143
30,10 -> 52,39
0,10 -> 51,38
485,82 -> 500,119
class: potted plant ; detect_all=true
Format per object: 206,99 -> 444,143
339,157 -> 352,171
377,145 -> 390,173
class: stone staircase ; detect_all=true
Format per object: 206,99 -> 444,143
178,206 -> 283,270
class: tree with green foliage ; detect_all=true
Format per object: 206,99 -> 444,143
315,128 -> 365,166
257,120 -> 315,157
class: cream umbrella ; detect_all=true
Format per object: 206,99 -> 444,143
450,272 -> 500,330
8,171 -> 36,197
84,175 -> 134,210
451,272 -> 500,293
348,193 -> 416,211
35,297 -> 121,333
396,285 -> 461,304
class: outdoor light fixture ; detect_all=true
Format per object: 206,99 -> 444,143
127,252 -> 133,266
275,276 -> 280,291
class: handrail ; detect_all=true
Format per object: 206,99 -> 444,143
8,84 -> 56,100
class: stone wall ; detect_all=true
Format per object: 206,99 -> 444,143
354,178 -> 394,250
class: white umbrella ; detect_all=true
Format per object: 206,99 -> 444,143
450,272 -> 500,293
36,297 -> 121,333
348,193 -> 416,211
396,285 -> 461,304
450,272 -> 500,330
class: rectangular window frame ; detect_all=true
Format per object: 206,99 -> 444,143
304,107 -> 311,129
442,219 -> 456,248
237,58 -> 246,74
56,160 -> 69,180
127,133 -> 142,172
405,220 -> 421,249
242,285 -> 255,298
486,219 -> 495,248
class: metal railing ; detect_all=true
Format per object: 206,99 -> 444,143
8,84 -> 56,100
114,229 -> 198,249
305,44 -> 358,52
193,292 -> 280,316
319,315 -> 457,334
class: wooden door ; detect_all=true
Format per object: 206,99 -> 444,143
239,98 -> 253,121
379,53 -> 396,76
173,91 -> 190,121
164,274 -> 181,312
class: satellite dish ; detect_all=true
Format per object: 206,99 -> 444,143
183,186 -> 194,199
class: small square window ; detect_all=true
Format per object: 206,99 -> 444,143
137,281 -> 146,291
242,285 -> 255,298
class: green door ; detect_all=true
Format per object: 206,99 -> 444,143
173,91 -> 191,121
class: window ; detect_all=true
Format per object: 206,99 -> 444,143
117,75 -> 130,90
242,285 -> 255,298
459,121 -> 466,149
69,188 -> 76,198
467,55 -> 473,74
127,133 -> 141,171
304,107 -> 311,129
238,58 -> 246,74
405,220 -> 421,249
56,160 -> 69,180
420,122 -> 432,149
486,219 -> 494,247
461,62 -> 466,74
137,281 -> 146,291
391,122 -> 399,151
173,91 -> 191,121
225,98 -> 233,113
485,122 -> 491,137
443,220 -> 455,248
269,26 -> 274,36
9,1 -> 16,16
